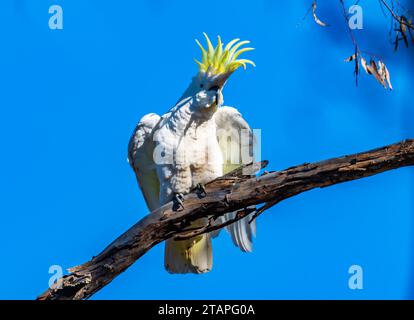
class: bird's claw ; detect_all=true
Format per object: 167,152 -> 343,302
173,193 -> 185,211
195,183 -> 207,198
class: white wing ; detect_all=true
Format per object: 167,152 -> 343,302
214,106 -> 257,252
128,113 -> 161,212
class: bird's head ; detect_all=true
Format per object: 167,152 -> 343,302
179,33 -> 255,113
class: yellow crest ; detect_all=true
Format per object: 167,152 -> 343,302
194,33 -> 255,74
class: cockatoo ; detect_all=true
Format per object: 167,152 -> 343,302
128,33 -> 257,274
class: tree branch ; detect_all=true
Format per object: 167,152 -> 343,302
37,139 -> 414,300
379,0 -> 414,31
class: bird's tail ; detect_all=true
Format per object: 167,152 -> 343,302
164,233 -> 212,274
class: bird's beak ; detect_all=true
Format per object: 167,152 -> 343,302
214,73 -> 231,91
215,87 -> 223,108
208,74 -> 230,109
205,68 -> 231,91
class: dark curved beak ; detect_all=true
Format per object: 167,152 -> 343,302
209,85 -> 220,92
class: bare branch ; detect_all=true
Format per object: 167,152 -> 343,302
37,139 -> 414,300
380,0 -> 414,30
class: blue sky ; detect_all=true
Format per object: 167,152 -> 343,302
0,0 -> 413,299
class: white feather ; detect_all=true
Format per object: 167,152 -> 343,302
128,113 -> 161,211
214,106 -> 257,252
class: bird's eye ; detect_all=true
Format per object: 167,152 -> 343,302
200,84 -> 204,88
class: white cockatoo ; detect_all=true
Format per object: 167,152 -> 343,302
128,33 -> 257,274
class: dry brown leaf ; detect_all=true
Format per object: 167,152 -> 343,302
345,49 -> 360,85
367,60 -> 386,88
354,56 -> 359,76
408,17 -> 414,45
378,61 -> 393,90
312,2 -> 328,27
354,57 -> 359,86
399,16 -> 409,47
401,26 -> 409,47
360,57 -> 369,74
394,34 -> 400,51
345,53 -> 357,62
360,57 -> 392,90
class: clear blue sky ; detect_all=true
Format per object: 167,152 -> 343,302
0,0 -> 413,299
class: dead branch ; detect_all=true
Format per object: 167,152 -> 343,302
37,139 -> 414,300
380,0 -> 414,31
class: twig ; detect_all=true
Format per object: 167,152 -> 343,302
380,0 -> 414,30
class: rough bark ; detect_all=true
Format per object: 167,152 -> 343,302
37,139 -> 414,300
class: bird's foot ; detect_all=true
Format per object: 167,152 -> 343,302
173,193 -> 185,211
194,183 -> 207,198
